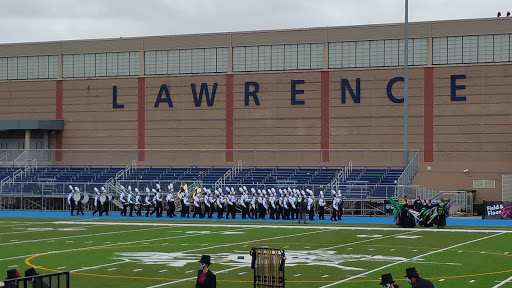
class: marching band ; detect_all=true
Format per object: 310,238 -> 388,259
66,183 -> 347,221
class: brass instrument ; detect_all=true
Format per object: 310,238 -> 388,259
177,182 -> 187,199
192,183 -> 202,199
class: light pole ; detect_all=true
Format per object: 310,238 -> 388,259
403,0 -> 409,167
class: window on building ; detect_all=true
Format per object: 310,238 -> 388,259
118,52 -> 130,76
462,36 -> 478,63
370,40 -> 385,67
95,53 -> 107,77
233,47 -> 246,72
413,38 -> 427,65
192,49 -> 205,73
179,49 -> 192,74
27,56 -> 38,79
155,50 -> 168,74
204,48 -> 217,73
245,46 -> 259,72
284,44 -> 298,70
311,43 -> 323,69
167,50 -> 180,74
384,39 -> 399,66
342,42 -> 356,68
328,42 -> 342,69
433,37 -> 448,64
494,34 -> 510,62
73,54 -> 85,78
84,54 -> 96,77
298,44 -> 311,70
17,57 -> 28,80
356,41 -> 370,67
258,45 -> 272,71
478,35 -> 494,63
447,36 -> 463,64
272,45 -> 285,70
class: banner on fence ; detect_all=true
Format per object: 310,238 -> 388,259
482,201 -> 512,220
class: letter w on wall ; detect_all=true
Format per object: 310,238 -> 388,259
191,83 -> 218,107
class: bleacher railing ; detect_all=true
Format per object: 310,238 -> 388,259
396,150 -> 419,196
0,148 -> 417,168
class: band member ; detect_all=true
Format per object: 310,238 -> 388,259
269,191 -> 276,219
380,273 -> 400,288
127,188 -> 134,217
74,187 -> 84,215
166,184 -> 175,218
144,188 -> 152,217
298,195 -> 307,224
318,192 -> 326,220
404,267 -> 434,288
193,188 -> 203,218
209,190 -> 217,218
204,190 -> 211,218
240,190 -> 248,219
289,192 -> 296,220
261,192 -> 268,219
337,192 -> 343,221
134,188 -> 142,216
155,184 -> 163,218
68,185 -> 75,216
182,192 -> 191,218
283,193 -> 290,220
120,187 -> 127,216
277,191 -> 284,220
250,191 -> 257,219
331,190 -> 339,221
92,188 -> 102,216
196,255 -> 216,288
307,190 -> 315,221
101,187 -> 109,216
216,192 -> 225,219
226,189 -> 234,219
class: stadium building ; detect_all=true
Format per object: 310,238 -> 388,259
0,17 -> 511,202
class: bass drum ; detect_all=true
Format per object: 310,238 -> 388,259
99,194 -> 107,204
73,193 -> 81,202
108,194 -> 113,201
81,193 -> 89,204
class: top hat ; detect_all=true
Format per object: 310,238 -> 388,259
380,273 -> 395,285
198,255 -> 211,265
24,267 -> 39,277
404,267 -> 419,278
6,269 -> 19,279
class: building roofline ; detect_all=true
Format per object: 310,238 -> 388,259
0,16 -> 510,46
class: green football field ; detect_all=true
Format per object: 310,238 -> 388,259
1,218 -> 512,288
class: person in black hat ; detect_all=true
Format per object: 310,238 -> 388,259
380,273 -> 399,288
405,267 -> 434,288
196,255 -> 216,288
4,269 -> 19,288
24,268 -> 49,288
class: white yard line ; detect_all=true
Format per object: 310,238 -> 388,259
52,221 -> 512,233
71,260 -> 130,272
0,224 -> 100,235
319,231 -> 417,250
317,232 -> 506,288
0,226 -> 165,246
492,274 -> 512,288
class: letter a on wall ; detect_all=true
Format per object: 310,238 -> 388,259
154,84 -> 174,108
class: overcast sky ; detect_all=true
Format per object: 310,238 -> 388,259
1,0 -> 511,43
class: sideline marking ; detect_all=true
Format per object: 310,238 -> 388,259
492,274 -> 512,287
52,221 -> 512,233
317,232 -> 506,288
71,260 -> 130,273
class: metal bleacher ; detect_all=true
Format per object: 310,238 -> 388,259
0,165 -> 404,199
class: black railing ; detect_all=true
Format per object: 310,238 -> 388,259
4,271 -> 70,288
